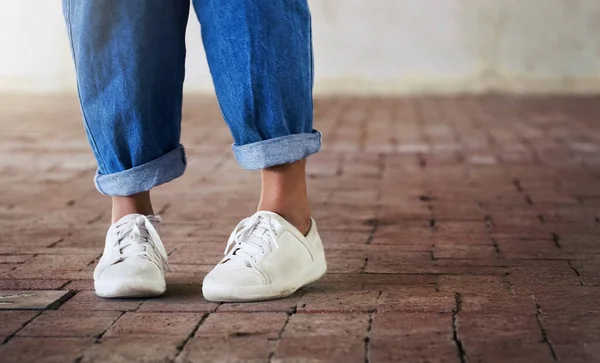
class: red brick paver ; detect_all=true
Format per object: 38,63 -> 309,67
1,95 -> 600,362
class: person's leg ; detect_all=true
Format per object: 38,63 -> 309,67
63,0 -> 190,297
112,192 -> 154,223
194,0 -> 325,302
64,0 -> 189,205
193,0 -> 318,234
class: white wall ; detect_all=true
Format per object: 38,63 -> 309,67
1,0 -> 600,94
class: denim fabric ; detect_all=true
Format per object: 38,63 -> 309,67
63,0 -> 319,197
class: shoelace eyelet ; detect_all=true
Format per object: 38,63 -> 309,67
111,215 -> 170,271
224,214 -> 281,263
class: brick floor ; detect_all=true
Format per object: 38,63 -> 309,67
1,94 -> 600,362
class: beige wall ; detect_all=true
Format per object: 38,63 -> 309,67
1,0 -> 599,94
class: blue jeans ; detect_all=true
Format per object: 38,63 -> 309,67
63,0 -> 320,197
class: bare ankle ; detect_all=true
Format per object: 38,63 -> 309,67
258,205 -> 311,235
259,160 -> 312,234
112,191 -> 154,223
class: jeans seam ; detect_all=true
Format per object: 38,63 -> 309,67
308,5 -> 314,91
64,0 -> 107,175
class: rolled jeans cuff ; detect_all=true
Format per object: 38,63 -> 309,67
94,145 -> 187,196
232,130 -> 322,170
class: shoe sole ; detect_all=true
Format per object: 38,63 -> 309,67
202,256 -> 327,302
94,280 -> 166,299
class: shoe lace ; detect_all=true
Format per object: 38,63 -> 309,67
223,213 -> 280,265
114,215 -> 170,271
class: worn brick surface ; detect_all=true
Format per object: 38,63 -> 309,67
59,291 -> 143,311
370,339 -> 460,363
0,279 -> 69,291
378,287 -> 455,313
459,313 -> 542,344
273,336 -> 366,363
0,290 -> 71,310
0,311 -> 37,338
195,312 -> 288,339
465,341 -> 555,363
541,312 -> 600,344
137,283 -> 218,313
371,312 -> 454,341
297,289 -> 380,313
178,336 -> 275,363
217,292 -> 302,313
81,337 -> 181,363
105,312 -> 203,338
0,337 -> 93,363
283,313 -> 369,338
435,275 -> 510,294
2,95 -> 600,361
554,343 -> 600,363
17,310 -> 120,337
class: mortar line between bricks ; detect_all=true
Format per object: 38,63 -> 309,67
0,311 -> 43,345
85,256 -> 101,268
378,153 -> 386,177
451,293 -> 466,363
513,179 -> 524,193
418,153 -> 427,169
483,215 -> 502,260
364,217 -> 379,246
537,214 -> 546,224
46,238 -> 65,248
389,101 -> 399,152
71,307 -> 145,363
429,218 -> 436,233
533,296 -> 557,361
87,213 -> 104,224
551,233 -> 562,249
48,290 -> 77,310
512,178 -> 552,234
503,272 -> 516,294
14,254 -> 38,265
363,291 -> 383,362
364,312 -> 374,363
95,311 -> 126,342
357,103 -> 369,152
567,261 -> 585,286
213,152 -> 233,172
174,312 -> 210,358
362,206 -> 380,271
365,154 -> 385,246
132,298 -> 145,312
321,149 -> 342,203
361,257 -> 369,272
196,153 -> 231,183
375,290 -> 383,308
521,136 -> 542,164
483,215 -> 494,231
334,152 -> 344,177
268,306 -> 296,362
491,237 -> 501,259
156,202 -> 171,216
58,280 -> 73,290
434,256 -> 582,262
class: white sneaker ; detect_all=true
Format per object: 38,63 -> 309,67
94,214 -> 169,298
202,211 -> 327,302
